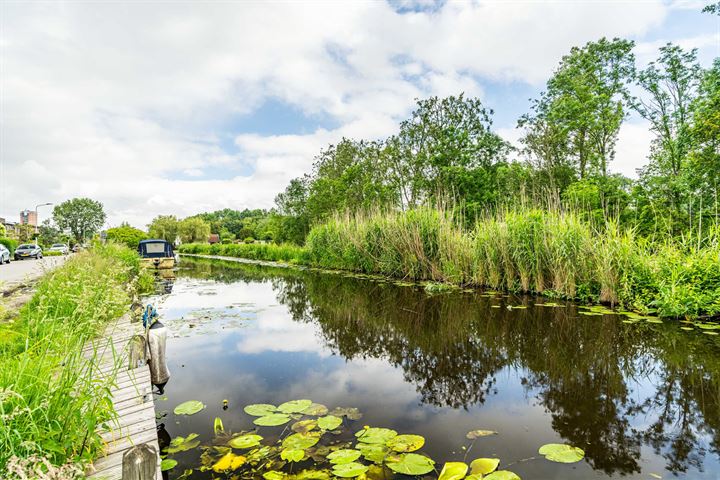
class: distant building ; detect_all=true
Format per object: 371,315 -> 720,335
208,234 -> 220,244
2,219 -> 19,237
19,210 -> 37,227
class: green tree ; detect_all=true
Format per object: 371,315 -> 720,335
52,198 -> 106,243
37,219 -> 66,247
106,223 -> 148,249
275,178 -> 311,244
178,217 -> 211,243
148,215 -> 179,242
703,2 -> 720,15
0,223 -> 5,237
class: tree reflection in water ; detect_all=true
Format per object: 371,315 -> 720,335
179,258 -> 720,476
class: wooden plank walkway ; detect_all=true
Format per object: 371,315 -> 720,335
85,314 -> 162,480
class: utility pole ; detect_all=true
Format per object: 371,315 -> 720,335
35,202 -> 52,237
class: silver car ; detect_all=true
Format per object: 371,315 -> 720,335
0,244 -> 10,264
48,243 -> 70,255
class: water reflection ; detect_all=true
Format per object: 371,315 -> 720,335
162,258 -> 720,478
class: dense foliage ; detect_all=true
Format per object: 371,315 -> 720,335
52,198 -> 106,243
106,223 -> 148,249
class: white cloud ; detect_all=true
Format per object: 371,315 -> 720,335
0,1 -> 708,227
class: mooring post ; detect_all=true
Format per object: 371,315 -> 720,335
122,444 -> 157,480
127,335 -> 147,370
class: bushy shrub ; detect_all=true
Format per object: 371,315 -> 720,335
0,237 -> 18,254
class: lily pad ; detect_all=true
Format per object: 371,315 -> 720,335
213,452 -> 246,472
680,326 -> 694,331
167,433 -> 201,453
357,443 -> 389,463
317,415 -> 343,431
703,331 -> 719,336
438,462 -> 468,480
387,434 -> 425,452
484,471 -> 521,480
174,400 -> 205,416
283,432 -> 320,450
263,471 -> 286,480
294,470 -> 331,480
538,443 -> 585,463
281,448 -> 305,462
386,453 -> 436,475
470,458 -> 500,475
229,434 -> 263,449
160,459 -> 177,471
329,407 -> 363,420
355,427 -> 397,444
302,403 -> 329,416
332,462 -> 369,478
292,419 -> 318,433
278,399 -> 313,414
254,413 -> 291,426
466,429 -> 498,439
327,449 -> 362,465
244,404 -> 277,416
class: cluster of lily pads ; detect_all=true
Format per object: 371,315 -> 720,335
162,399 -> 586,480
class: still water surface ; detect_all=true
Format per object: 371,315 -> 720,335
151,257 -> 720,479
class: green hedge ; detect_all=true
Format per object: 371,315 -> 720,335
0,237 -> 18,255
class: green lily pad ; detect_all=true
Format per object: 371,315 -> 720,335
254,413 -> 291,426
160,459 -> 177,471
174,400 -> 205,416
386,453 -> 436,475
263,471 -> 286,480
357,443 -> 389,463
294,469 -> 331,480
703,331 -> 719,336
302,403 -> 329,416
244,404 -> 277,416
278,399 -> 313,413
329,407 -> 363,420
332,462 -> 369,478
387,434 -> 425,452
166,433 -> 200,453
229,434 -> 263,449
680,326 -> 694,331
283,432 -> 320,450
438,461 -> 468,480
292,419 -> 318,433
484,471 -> 521,480
281,448 -> 305,462
327,449 -> 362,465
466,429 -> 498,439
355,427 -> 397,444
317,415 -> 343,431
470,458 -> 500,475
646,318 -> 663,324
538,443 -> 585,463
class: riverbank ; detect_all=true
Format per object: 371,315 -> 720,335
0,244 -> 150,477
178,208 -> 720,319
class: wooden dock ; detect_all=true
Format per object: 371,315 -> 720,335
84,314 -> 162,480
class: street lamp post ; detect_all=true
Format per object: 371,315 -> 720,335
35,202 -> 52,237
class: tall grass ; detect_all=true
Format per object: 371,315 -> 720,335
0,243 -> 143,473
179,242 -> 306,264
179,208 -> 720,319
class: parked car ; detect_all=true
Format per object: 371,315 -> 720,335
0,244 -> 10,264
48,243 -> 70,255
14,243 -> 43,260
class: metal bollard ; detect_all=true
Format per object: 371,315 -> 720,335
128,335 -> 147,370
122,444 -> 157,480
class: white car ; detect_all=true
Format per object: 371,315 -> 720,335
48,243 -> 70,255
0,244 -> 10,264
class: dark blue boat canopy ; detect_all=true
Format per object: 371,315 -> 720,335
138,239 -> 174,258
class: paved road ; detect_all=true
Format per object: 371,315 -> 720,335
0,256 -> 68,292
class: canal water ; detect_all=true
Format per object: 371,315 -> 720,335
150,257 -> 720,479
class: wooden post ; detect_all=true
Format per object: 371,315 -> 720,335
128,335 -> 147,370
122,444 -> 157,480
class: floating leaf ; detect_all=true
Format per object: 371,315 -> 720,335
167,433 -> 200,453
357,443 -> 389,463
244,404 -> 277,416
213,452 -> 245,472
470,458 -> 500,475
332,462 -> 369,478
229,434 -> 263,449
387,434 -> 425,452
680,327 -> 694,331
264,471 -> 286,480
160,459 -> 177,471
302,403 -> 329,416
174,400 -> 205,416
466,429 -> 498,439
246,446 -> 272,462
283,432 -> 320,450
538,443 -> 585,463
214,417 -> 224,434
281,448 -> 305,462
317,415 -> 343,431
646,318 -> 663,324
703,331 -> 719,336
329,407 -> 363,420
294,469 -> 331,480
327,449 -> 362,465
278,399 -> 313,414
292,419 -> 318,433
355,427 -> 397,444
484,471 -> 521,480
254,413 -> 291,426
438,462 -> 468,480
385,453 -> 436,475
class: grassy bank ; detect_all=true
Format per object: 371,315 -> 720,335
0,243 -> 145,475
178,208 -> 720,319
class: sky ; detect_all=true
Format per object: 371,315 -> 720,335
1,1 -> 718,229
